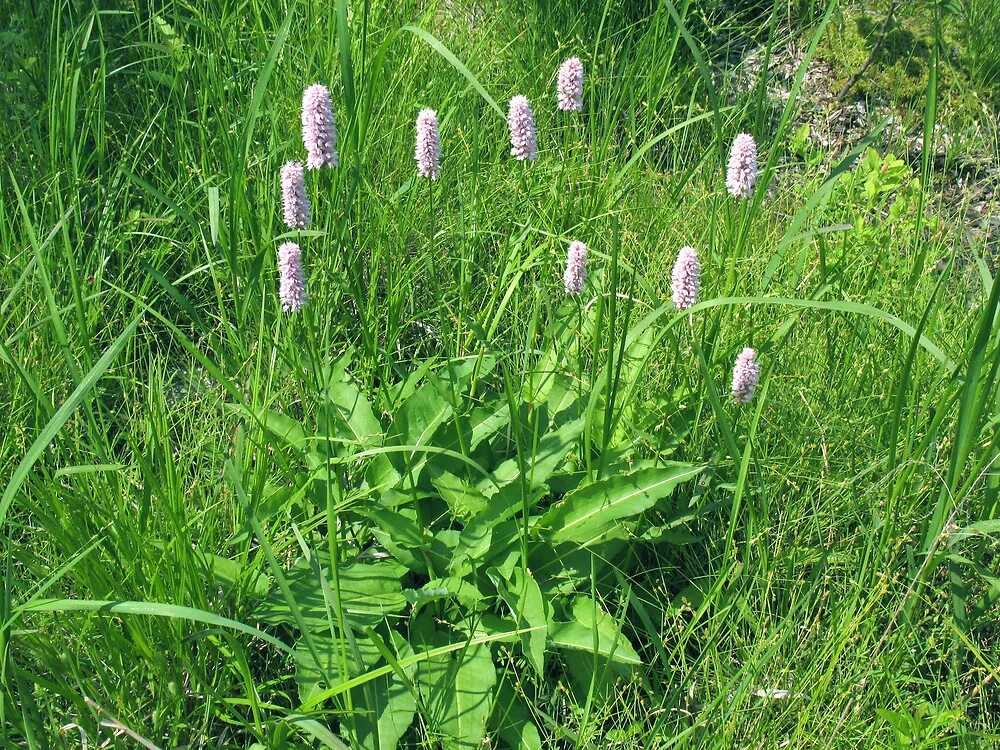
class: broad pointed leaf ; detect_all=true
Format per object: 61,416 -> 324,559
412,617 -> 497,750
542,464 -> 702,546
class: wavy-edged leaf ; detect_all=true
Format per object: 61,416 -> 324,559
352,670 -> 416,750
257,556 -> 407,631
412,616 -> 498,750
502,568 -> 546,676
543,464 -> 702,546
549,596 -> 640,665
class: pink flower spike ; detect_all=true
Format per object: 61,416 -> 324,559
731,347 -> 760,403
277,242 -> 308,313
415,108 -> 441,179
508,95 -> 538,161
557,57 -> 584,112
563,240 -> 588,295
302,84 -> 338,170
671,246 -> 701,311
280,161 -> 310,230
726,133 -> 758,198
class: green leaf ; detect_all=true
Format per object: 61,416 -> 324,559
323,381 -> 383,446
202,552 -> 270,598
21,599 -> 293,657
549,596 -> 641,665
257,556 -> 407,631
323,379 -> 399,491
396,380 -> 453,445
431,469 -> 488,518
521,346 -> 562,405
407,577 -> 485,610
285,714 -> 352,750
353,670 -> 417,750
392,380 -> 454,484
950,519 -> 1000,541
450,520 -> 493,576
592,323 -> 657,448
468,402 -> 511,450
259,409 -> 309,447
1,313 -> 142,530
502,568 -> 547,676
362,507 -> 451,575
488,418 -> 584,492
542,464 -> 703,546
450,485 -> 546,575
491,679 -> 541,750
412,617 -> 498,749
295,632 -> 381,703
401,26 -> 504,118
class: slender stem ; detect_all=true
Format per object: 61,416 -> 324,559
303,309 -> 353,712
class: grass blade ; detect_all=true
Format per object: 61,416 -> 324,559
0,313 -> 142,530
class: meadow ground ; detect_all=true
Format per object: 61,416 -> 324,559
2,0 -> 1000,747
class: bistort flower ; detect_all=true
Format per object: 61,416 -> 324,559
277,241 -> 308,313
726,133 -> 758,198
508,95 -> 538,161
557,57 -> 584,112
731,347 -> 760,403
280,161 -> 310,229
671,245 -> 701,311
563,240 -> 587,295
415,108 -> 441,179
302,84 -> 338,169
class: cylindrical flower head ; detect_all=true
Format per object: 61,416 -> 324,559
415,108 -> 441,179
563,240 -> 588,295
280,161 -> 310,230
671,245 -> 701,310
302,84 -> 338,170
508,95 -> 538,161
557,57 -> 584,112
277,241 -> 308,313
726,133 -> 758,198
731,347 -> 760,403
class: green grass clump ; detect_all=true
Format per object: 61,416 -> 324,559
2,1 -> 999,748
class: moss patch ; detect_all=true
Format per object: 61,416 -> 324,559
815,3 -> 960,105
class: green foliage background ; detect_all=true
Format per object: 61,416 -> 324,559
1,0 -> 999,747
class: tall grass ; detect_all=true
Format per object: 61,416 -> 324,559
2,0 -> 998,747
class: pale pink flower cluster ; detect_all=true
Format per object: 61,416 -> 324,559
508,95 -> 538,161
563,240 -> 588,295
277,242 -> 308,313
302,84 -> 338,170
415,108 -> 441,179
726,133 -> 758,198
731,347 -> 760,403
557,57 -> 584,112
280,161 -> 310,229
671,246 -> 700,310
